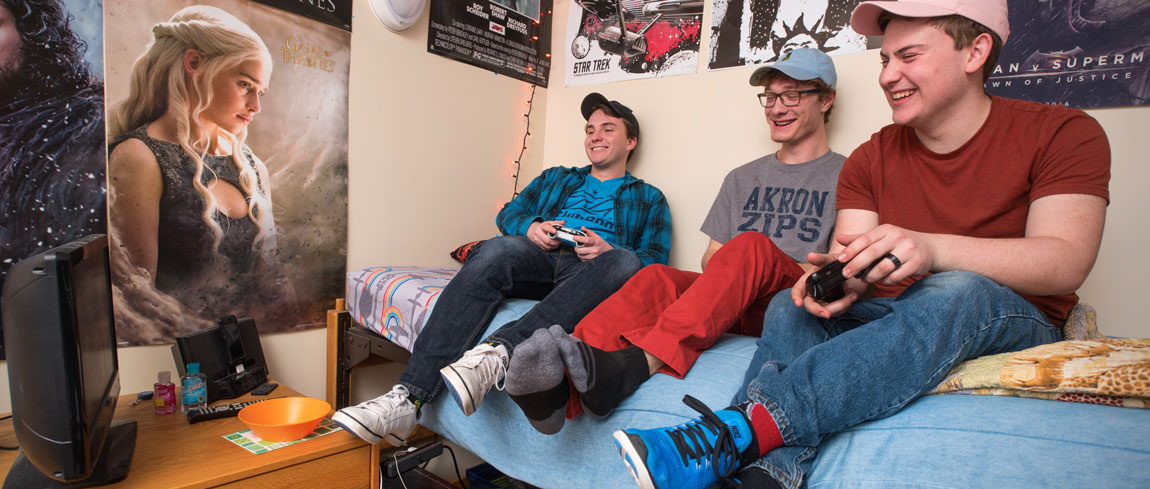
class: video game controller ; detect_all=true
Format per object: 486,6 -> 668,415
806,256 -> 886,302
549,224 -> 588,247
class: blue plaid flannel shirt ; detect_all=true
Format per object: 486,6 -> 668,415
496,165 -> 672,266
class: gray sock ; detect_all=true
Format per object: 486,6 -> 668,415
505,327 -> 569,434
551,324 -> 595,393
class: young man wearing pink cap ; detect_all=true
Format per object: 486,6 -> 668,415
613,2 -> 1110,489
502,48 -> 845,435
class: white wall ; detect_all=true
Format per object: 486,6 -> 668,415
342,0 -> 551,475
344,4 -> 548,271
1073,107 -> 1149,333
340,0 -> 547,406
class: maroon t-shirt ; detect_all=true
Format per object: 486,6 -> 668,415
837,96 -> 1110,326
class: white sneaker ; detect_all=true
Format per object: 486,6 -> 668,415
331,384 -> 417,446
440,343 -> 509,416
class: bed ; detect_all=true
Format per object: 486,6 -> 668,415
326,266 -> 1150,489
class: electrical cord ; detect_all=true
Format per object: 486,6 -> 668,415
386,446 -> 419,489
510,84 -> 537,201
442,445 -> 464,488
394,450 -> 409,489
379,440 -> 465,489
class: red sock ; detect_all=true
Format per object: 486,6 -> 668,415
746,403 -> 784,456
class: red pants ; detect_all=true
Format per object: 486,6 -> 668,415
566,232 -> 804,417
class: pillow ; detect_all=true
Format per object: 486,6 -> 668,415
450,240 -> 485,264
930,337 -> 1150,408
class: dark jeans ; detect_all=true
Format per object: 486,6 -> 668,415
399,235 -> 642,402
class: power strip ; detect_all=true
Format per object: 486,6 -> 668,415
383,441 -> 444,478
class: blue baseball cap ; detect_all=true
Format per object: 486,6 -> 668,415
748,48 -> 838,89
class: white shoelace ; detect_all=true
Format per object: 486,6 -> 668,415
362,386 -> 410,415
463,346 -> 509,392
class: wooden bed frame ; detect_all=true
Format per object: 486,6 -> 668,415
324,299 -> 441,457
324,299 -> 412,409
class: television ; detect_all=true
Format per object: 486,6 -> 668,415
1,234 -> 135,487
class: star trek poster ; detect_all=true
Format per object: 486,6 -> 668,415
564,0 -> 704,86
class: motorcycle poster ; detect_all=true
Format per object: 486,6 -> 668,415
564,0 -> 704,86
708,0 -> 874,71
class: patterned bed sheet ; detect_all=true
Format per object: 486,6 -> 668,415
345,266 -> 459,353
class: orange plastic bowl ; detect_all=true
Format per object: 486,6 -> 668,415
238,397 -> 331,441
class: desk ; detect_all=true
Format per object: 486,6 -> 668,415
1,383 -> 379,488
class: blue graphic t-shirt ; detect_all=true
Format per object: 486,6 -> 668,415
555,174 -> 625,244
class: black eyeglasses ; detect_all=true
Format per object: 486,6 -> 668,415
758,89 -> 820,107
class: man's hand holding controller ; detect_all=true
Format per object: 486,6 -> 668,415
528,220 -> 566,250
795,248 -> 905,318
806,258 -> 885,302
550,224 -> 588,247
529,221 -> 611,260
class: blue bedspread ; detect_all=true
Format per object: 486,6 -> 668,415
417,299 -> 1150,489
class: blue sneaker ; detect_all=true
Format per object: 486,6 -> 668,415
613,396 -> 757,489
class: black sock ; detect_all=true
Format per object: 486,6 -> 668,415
556,338 -> 651,418
732,467 -> 783,489
504,326 -> 570,434
507,381 -> 570,434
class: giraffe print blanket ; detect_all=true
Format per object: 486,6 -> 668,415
930,304 -> 1149,408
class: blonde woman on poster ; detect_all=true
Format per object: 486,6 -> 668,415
107,5 -> 297,343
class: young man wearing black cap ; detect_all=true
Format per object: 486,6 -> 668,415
612,2 -> 1109,489
500,48 -> 846,436
333,93 -> 672,446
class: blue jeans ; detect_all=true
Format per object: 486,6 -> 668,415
399,235 -> 641,402
731,271 -> 1063,489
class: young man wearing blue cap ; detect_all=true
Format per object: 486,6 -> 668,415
333,94 -> 672,446
500,48 -> 845,435
612,1 -> 1109,488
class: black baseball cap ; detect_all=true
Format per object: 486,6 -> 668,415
581,92 -> 640,140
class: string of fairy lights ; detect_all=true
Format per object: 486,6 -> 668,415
510,7 -> 549,200
510,83 -> 536,201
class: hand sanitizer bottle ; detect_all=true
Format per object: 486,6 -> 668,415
181,362 -> 208,413
154,371 -> 176,415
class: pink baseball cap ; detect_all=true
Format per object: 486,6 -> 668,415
850,0 -> 1009,43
